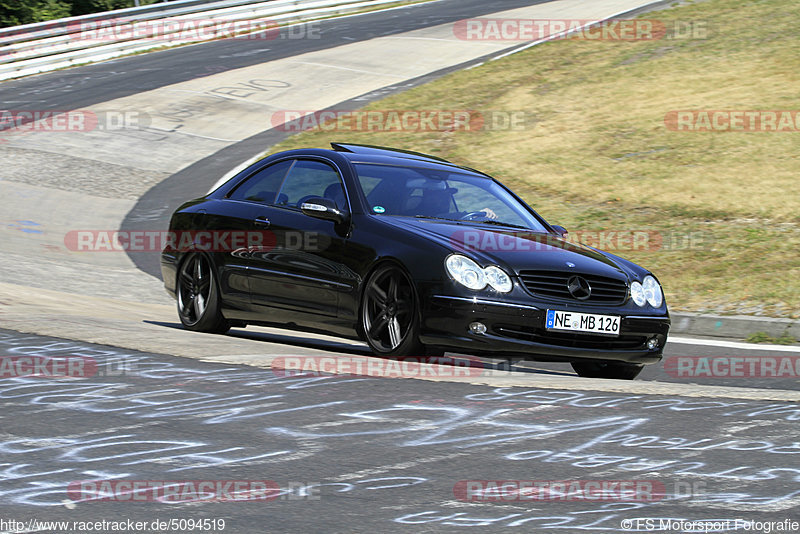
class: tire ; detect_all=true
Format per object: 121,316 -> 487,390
571,360 -> 644,380
176,253 -> 230,334
360,263 -> 428,357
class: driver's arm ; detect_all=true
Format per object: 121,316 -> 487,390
479,208 -> 498,220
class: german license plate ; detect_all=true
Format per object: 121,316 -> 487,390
546,310 -> 620,335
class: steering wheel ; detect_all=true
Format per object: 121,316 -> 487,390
460,210 -> 489,221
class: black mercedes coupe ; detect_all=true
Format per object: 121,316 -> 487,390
162,143 -> 670,379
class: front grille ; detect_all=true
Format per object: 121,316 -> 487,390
494,325 -> 646,350
518,270 -> 628,304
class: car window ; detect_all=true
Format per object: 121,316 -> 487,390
358,175 -> 382,197
353,163 -> 548,231
276,159 -> 346,209
228,160 -> 293,203
449,180 -> 520,223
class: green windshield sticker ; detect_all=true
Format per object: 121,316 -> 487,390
373,206 -> 386,213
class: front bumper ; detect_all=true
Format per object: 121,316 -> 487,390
419,294 -> 670,364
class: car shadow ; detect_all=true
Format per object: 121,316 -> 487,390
228,327 -> 372,356
143,320 -> 575,377
143,320 -> 370,355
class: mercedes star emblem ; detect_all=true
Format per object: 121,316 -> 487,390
567,275 -> 592,300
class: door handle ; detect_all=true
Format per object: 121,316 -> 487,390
253,216 -> 270,228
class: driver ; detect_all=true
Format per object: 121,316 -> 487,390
418,188 -> 497,220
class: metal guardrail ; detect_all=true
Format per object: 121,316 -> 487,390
0,0 -> 407,81
0,0 -> 218,42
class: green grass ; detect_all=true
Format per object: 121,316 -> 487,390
745,331 -> 797,345
266,0 -> 800,318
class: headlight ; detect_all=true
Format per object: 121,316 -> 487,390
484,265 -> 513,292
630,276 -> 663,307
642,275 -> 663,307
445,255 -> 486,290
630,281 -> 646,306
445,255 -> 513,293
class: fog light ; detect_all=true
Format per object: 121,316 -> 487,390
647,337 -> 659,350
469,322 -> 487,335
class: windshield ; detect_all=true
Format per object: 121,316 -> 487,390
353,163 -> 548,231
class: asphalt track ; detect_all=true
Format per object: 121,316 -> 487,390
0,328 -> 799,533
1,0 -> 799,531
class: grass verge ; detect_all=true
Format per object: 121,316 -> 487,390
745,332 -> 797,345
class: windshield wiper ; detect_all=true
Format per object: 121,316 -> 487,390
414,215 -> 534,231
414,215 -> 460,222
470,219 -> 531,230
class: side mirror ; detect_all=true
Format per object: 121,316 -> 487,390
551,225 -> 568,237
300,197 -> 346,224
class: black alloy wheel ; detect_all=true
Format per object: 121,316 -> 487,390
361,264 -> 425,356
177,253 -> 230,334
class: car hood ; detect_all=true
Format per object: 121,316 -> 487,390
380,217 -> 636,280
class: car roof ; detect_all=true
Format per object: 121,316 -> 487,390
331,142 -> 450,162
330,142 -> 490,177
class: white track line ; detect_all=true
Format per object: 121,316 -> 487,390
668,336 -> 800,352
